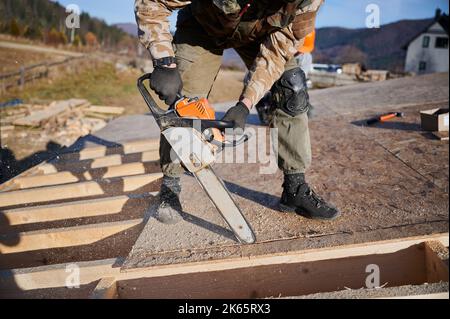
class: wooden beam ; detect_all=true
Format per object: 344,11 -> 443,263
122,139 -> 160,154
0,259 -> 120,292
0,159 -> 58,192
11,171 -> 79,190
1,196 -> 129,225
60,139 -> 159,161
89,277 -> 118,299
0,173 -> 162,207
424,241 -> 449,283
102,162 -> 147,179
37,150 -> 159,174
7,162 -> 159,191
0,219 -> 142,254
13,99 -> 88,127
384,292 -> 449,299
86,106 -> 125,115
2,233 -> 447,292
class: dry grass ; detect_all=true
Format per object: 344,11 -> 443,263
0,47 -> 57,73
1,62 -> 149,113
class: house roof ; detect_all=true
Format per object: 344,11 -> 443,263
403,10 -> 449,50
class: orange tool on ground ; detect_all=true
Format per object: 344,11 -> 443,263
366,112 -> 404,125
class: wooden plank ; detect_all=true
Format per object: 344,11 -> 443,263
2,233 -> 447,291
11,171 -> 79,190
7,162 -> 159,191
1,259 -> 120,292
424,241 -> 449,283
90,277 -> 118,299
0,219 -> 142,254
0,125 -> 14,132
123,139 -> 160,154
0,180 -> 103,207
432,131 -> 449,141
0,158 -> 59,192
59,139 -> 159,161
0,173 -> 162,207
38,150 -> 159,174
102,162 -> 146,179
12,99 -> 88,127
118,244 -> 427,298
1,196 -> 129,226
86,106 -> 125,115
384,292 -> 449,299
84,112 -> 113,120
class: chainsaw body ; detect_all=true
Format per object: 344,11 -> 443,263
137,73 -> 256,244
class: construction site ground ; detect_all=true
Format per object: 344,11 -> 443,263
0,72 -> 448,299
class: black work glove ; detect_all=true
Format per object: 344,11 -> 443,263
221,102 -> 250,131
150,65 -> 183,106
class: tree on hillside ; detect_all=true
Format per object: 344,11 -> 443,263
73,34 -> 82,47
47,27 -> 61,45
24,24 -> 44,40
334,45 -> 368,65
10,18 -> 21,37
0,0 -> 129,49
85,32 -> 98,47
59,31 -> 68,45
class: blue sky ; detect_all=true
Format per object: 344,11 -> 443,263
56,0 -> 449,28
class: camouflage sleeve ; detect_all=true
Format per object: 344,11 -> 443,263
242,0 -> 323,106
134,0 -> 191,59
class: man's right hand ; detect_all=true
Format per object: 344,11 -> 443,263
150,65 -> 183,106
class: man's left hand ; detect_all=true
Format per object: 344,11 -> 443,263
221,101 -> 250,131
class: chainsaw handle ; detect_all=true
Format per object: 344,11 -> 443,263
138,73 -> 237,133
214,133 -> 251,148
137,73 -> 167,117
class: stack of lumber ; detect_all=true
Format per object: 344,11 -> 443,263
1,100 -> 125,146
12,99 -> 91,127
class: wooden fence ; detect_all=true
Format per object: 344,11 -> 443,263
0,55 -> 86,93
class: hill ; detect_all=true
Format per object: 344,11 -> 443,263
115,23 -> 138,37
115,16 -> 436,72
0,0 -> 128,48
315,18 -> 434,72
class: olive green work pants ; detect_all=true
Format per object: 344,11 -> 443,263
159,25 -> 312,177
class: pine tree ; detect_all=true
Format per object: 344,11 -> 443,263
73,34 -> 82,47
24,24 -> 43,40
59,31 -> 68,45
10,18 -> 21,37
85,32 -> 98,47
47,27 -> 60,45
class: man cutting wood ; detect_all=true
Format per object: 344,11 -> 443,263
135,0 -> 340,224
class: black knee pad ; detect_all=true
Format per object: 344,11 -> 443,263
271,67 -> 311,117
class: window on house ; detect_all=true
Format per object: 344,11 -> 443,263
435,37 -> 449,49
422,36 -> 430,48
419,61 -> 427,71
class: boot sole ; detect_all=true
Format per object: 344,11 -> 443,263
279,202 -> 341,221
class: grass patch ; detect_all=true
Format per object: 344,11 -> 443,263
2,63 -> 140,106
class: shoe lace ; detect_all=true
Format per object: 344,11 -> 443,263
304,186 -> 326,208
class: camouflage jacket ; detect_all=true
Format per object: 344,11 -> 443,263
135,0 -> 323,105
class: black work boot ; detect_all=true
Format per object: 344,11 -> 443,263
156,175 -> 183,224
280,173 -> 340,220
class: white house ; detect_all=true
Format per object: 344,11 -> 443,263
404,10 -> 449,74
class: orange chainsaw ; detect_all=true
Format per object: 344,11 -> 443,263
138,73 -> 255,244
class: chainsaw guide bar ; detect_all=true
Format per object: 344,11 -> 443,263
138,73 -> 256,244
